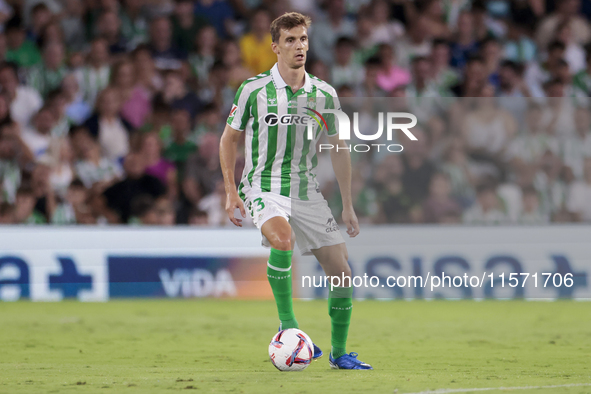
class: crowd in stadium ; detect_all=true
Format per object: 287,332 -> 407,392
0,0 -> 590,225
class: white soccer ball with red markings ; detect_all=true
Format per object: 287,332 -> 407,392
268,328 -> 314,371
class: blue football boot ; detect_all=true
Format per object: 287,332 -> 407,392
329,352 -> 373,370
278,325 -> 323,360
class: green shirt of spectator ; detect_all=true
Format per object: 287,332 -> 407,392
164,141 -> 197,164
6,40 -> 42,68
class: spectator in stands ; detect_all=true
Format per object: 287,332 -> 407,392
28,3 -> 52,43
567,157 -> 591,221
197,61 -> 232,115
401,127 -> 435,203
139,131 -> 177,201
373,155 -> 412,223
422,172 -> 462,223
30,161 -> 55,222
73,130 -> 122,193
573,47 -> 591,96
461,84 -> 517,169
84,87 -> 132,162
239,7 -> 275,75
189,25 -> 217,88
481,38 -> 502,88
367,0 -> 404,47
182,132 -> 222,207
60,0 -> 86,52
462,182 -> 508,225
431,39 -> 459,91
525,40 -> 566,95
96,10 -> 128,55
554,20 -> 586,74
14,185 -> 45,224
46,137 -> 73,197
149,16 -> 187,71
51,178 -> 86,224
0,61 -> 43,129
562,107 -> 591,180
119,0 -> 149,49
503,18 -> 537,64
109,59 -> 151,129
416,0 -> 450,39
536,0 -> 590,50
164,108 -> 197,176
450,55 -> 487,97
506,104 -> 560,177
0,124 -> 26,205
61,73 -> 92,125
101,152 -> 166,223
449,10 -> 479,70
132,44 -> 162,93
5,16 -> 41,68
310,0 -> 355,66
359,57 -> 385,97
221,40 -> 252,89
534,151 -> 568,217
21,106 -> 56,158
517,185 -> 549,225
75,38 -> 111,107
440,137 -> 476,208
129,194 -> 159,225
193,0 -> 235,39
171,0 -> 207,53
331,37 -> 364,91
376,43 -> 410,92
27,41 -> 68,98
395,15 -> 433,69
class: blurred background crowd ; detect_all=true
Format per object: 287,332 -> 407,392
0,0 -> 590,225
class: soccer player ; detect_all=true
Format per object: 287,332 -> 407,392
219,12 -> 372,370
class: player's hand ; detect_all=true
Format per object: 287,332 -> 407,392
225,192 -> 246,227
341,206 -> 360,237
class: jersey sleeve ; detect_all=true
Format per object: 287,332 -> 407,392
227,82 -> 252,131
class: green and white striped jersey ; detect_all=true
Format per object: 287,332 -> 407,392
227,63 -> 339,201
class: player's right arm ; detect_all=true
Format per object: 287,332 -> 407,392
220,123 -> 246,227
220,78 -> 254,227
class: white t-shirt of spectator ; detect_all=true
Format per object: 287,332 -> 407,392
505,133 -> 560,163
74,158 -> 123,188
518,211 -> 550,225
462,203 -> 508,225
10,86 -> 43,129
567,181 -> 591,221
561,133 -> 591,179
98,118 -> 129,161
21,127 -> 51,158
464,114 -> 511,155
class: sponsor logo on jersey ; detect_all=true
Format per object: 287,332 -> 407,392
263,113 -> 314,126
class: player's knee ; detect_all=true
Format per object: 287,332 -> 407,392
272,233 -> 292,251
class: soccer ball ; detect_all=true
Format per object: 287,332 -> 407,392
268,329 -> 314,371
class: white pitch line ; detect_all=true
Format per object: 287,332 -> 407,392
404,383 -> 591,394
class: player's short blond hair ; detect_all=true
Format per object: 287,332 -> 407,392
270,12 -> 312,43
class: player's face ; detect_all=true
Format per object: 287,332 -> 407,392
273,25 -> 309,69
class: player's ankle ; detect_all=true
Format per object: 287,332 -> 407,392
331,346 -> 347,359
280,318 -> 299,329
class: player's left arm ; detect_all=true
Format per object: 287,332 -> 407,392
327,134 -> 359,237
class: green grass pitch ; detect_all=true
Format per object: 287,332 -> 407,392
1,300 -> 591,394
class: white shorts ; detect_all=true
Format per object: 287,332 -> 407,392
243,190 -> 345,256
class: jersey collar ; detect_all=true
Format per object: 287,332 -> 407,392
271,63 -> 312,93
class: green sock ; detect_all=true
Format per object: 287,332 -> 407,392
329,286 -> 353,359
267,249 -> 298,329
